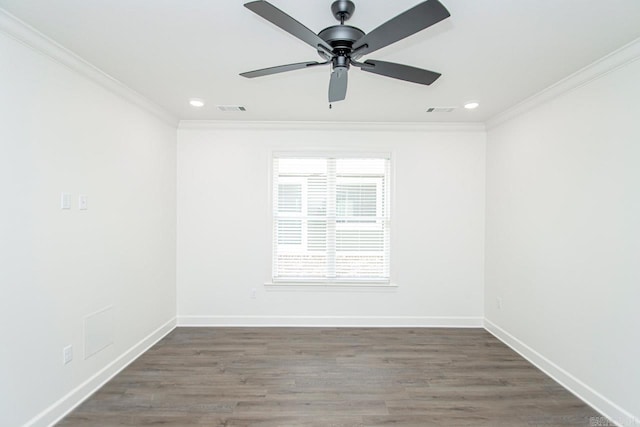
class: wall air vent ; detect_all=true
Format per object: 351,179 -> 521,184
217,105 -> 247,112
426,107 -> 455,113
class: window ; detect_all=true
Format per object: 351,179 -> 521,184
272,154 -> 391,284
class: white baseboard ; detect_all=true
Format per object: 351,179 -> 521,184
177,315 -> 483,328
484,319 -> 639,427
23,317 -> 636,426
25,317 -> 177,427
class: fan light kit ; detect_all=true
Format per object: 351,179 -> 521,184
241,0 -> 451,103
189,98 -> 205,107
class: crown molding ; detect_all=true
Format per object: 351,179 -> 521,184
8,1 -> 635,134
486,37 -> 640,130
178,120 -> 486,133
0,8 -> 179,128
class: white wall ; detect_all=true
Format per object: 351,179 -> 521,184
177,124 -> 486,326
0,32 -> 177,426
7,7 -> 637,426
485,59 -> 640,424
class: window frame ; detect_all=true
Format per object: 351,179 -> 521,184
269,151 -> 393,287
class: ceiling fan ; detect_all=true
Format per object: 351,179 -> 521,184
240,0 -> 451,103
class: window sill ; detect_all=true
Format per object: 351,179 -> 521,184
264,282 -> 398,292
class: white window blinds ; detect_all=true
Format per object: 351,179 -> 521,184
272,154 -> 391,283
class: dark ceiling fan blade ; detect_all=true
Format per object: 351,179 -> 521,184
244,1 -> 333,52
240,61 -> 326,78
352,0 -> 450,56
328,67 -> 348,102
360,60 -> 441,85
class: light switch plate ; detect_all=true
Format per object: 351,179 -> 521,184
79,195 -> 88,210
63,345 -> 73,364
61,193 -> 72,210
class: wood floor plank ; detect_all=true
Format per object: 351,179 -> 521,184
57,328 -> 607,426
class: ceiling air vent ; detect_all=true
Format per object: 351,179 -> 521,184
426,107 -> 455,113
217,105 -> 247,112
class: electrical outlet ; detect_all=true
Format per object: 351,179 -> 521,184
63,345 -> 73,365
251,288 -> 257,299
497,297 -> 503,310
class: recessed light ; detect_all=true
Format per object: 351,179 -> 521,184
464,101 -> 480,110
189,98 -> 205,107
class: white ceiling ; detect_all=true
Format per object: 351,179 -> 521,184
1,0 -> 640,122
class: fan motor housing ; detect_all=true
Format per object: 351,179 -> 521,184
318,25 -> 365,51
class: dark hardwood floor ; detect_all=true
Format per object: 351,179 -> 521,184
58,327 -> 605,426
